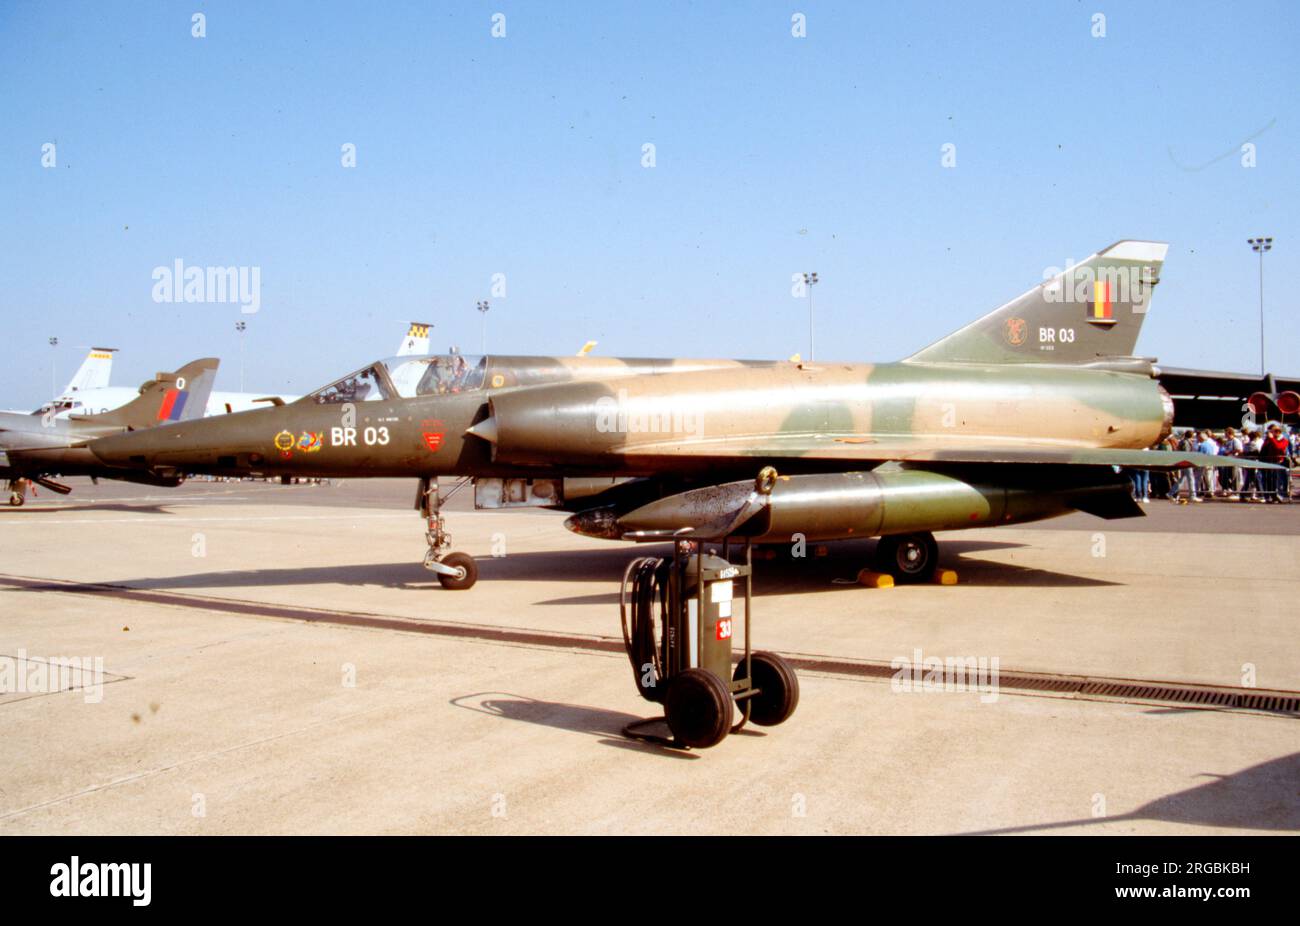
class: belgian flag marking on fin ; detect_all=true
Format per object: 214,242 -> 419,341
1087,280 -> 1117,325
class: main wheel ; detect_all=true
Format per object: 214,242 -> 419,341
734,651 -> 799,726
436,551 -> 478,590
664,668 -> 732,749
875,532 -> 939,584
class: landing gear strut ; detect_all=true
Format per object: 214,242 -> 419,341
417,477 -> 478,590
875,531 -> 939,584
7,479 -> 28,507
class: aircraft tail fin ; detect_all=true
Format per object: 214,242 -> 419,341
396,322 -> 432,356
71,358 -> 219,429
61,347 -> 117,395
905,241 -> 1168,365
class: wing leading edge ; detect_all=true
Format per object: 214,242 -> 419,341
609,436 -> 1283,471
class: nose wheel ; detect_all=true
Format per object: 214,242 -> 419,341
426,549 -> 478,590
417,477 -> 478,590
7,479 -> 28,507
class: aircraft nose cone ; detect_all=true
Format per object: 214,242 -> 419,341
563,507 -> 625,540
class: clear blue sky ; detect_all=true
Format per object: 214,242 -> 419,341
2,1 -> 1296,407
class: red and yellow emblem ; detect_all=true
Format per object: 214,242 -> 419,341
1003,316 -> 1028,346
273,430 -> 295,460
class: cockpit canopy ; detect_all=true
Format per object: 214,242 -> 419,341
31,399 -> 78,416
306,354 -> 487,404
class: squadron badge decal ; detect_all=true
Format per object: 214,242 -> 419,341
1003,316 -> 1028,346
273,430 -> 296,458
297,431 -> 323,453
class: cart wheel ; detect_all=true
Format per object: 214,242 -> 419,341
875,532 -> 939,584
436,552 -> 478,590
664,668 -> 732,748
734,652 -> 799,726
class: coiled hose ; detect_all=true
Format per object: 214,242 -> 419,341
620,556 -> 669,702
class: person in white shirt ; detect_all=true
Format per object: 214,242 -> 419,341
1195,431 -> 1219,497
1245,431 -> 1266,501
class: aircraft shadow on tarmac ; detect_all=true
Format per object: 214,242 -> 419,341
100,538 -> 1120,598
2,503 -> 175,516
958,752 -> 1300,835
512,538 -> 1120,606
449,691 -> 730,759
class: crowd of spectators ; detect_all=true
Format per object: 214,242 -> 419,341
1130,423 -> 1298,504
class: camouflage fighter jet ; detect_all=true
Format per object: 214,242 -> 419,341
86,241 -> 1280,588
1,358 -> 218,505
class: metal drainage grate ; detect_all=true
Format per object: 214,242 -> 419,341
1075,681 -> 1300,714
2,573 -> 1297,718
785,656 -> 1300,718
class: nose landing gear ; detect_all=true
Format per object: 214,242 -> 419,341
7,479 -> 27,507
417,477 -> 478,590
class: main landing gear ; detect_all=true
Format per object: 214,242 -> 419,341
874,531 -> 940,584
417,477 -> 478,590
7,479 -> 29,507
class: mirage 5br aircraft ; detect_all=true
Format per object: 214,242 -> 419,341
86,241 -> 1280,589
2,358 -> 218,505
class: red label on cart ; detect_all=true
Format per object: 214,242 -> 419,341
715,619 -> 732,640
